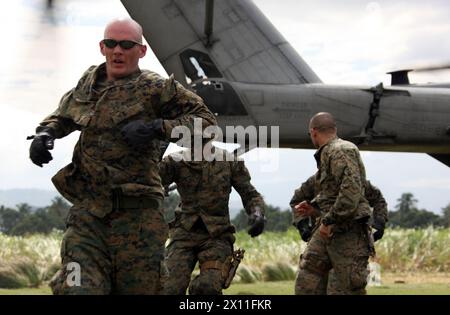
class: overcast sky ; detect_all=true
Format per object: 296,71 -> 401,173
0,0 -> 449,213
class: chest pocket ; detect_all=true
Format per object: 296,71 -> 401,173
177,166 -> 202,194
66,100 -> 95,128
94,84 -> 157,128
109,102 -> 147,125
210,161 -> 232,193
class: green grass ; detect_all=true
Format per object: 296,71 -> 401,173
0,286 -> 52,295
225,281 -> 450,295
1,228 -> 450,291
1,282 -> 449,295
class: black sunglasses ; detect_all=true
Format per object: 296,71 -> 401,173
102,39 -> 142,49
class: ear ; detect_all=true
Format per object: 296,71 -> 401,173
99,40 -> 106,56
139,45 -> 147,58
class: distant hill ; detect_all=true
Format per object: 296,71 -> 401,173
0,189 -> 61,209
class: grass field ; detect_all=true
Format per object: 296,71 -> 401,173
1,274 -> 450,295
1,228 -> 450,294
225,272 -> 450,295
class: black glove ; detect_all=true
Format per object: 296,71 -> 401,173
295,218 -> 312,242
121,119 -> 164,147
248,206 -> 266,237
159,140 -> 170,160
28,128 -> 55,167
372,217 -> 385,242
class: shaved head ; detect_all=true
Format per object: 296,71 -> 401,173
308,112 -> 337,148
309,112 -> 337,133
100,18 -> 147,81
104,18 -> 144,44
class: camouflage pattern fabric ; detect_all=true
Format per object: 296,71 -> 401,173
159,148 -> 264,295
295,137 -> 371,295
42,63 -> 216,294
295,221 -> 370,295
310,137 -> 372,224
50,200 -> 168,294
365,180 -> 388,224
39,63 -> 217,218
290,176 -> 388,227
159,148 -> 265,239
291,176 -> 387,294
290,174 -> 318,226
162,226 -> 233,295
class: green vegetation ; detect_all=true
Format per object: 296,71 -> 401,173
1,192 -> 449,293
233,205 -> 293,232
233,193 -> 450,232
1,281 -> 449,295
0,197 -> 70,236
0,231 -> 62,288
1,228 -> 450,289
224,281 -> 450,295
233,227 -> 450,282
0,286 -> 52,295
388,193 -> 448,228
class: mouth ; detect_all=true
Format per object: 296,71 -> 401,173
112,58 -> 125,66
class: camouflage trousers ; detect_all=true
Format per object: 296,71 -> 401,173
162,226 -> 234,295
295,221 -> 370,295
50,199 -> 168,295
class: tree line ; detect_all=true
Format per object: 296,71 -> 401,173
0,193 -> 449,236
232,192 -> 450,232
0,197 -> 70,236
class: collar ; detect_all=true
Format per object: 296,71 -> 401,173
313,136 -> 338,168
73,63 -> 143,101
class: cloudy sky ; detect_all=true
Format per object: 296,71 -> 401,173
1,0 -> 449,213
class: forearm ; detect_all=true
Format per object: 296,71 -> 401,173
38,115 -> 79,139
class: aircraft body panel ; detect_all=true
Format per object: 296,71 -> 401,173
121,0 -> 450,166
121,0 -> 321,86
216,83 -> 450,154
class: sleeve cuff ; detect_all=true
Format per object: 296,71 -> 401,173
322,213 -> 336,226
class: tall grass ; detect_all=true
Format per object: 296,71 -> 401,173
0,230 -> 62,288
375,227 -> 450,272
0,227 -> 449,287
233,227 -> 450,282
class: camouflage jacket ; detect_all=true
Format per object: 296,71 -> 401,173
38,63 -> 217,218
290,175 -> 388,225
310,137 -> 371,225
159,148 -> 265,238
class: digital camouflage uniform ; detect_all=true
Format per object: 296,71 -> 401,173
159,148 -> 265,295
43,63 -> 216,294
290,175 -> 388,294
294,137 -> 372,295
290,177 -> 388,233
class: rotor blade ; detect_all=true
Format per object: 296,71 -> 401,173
411,62 -> 450,72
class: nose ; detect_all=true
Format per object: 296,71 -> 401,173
112,44 -> 125,54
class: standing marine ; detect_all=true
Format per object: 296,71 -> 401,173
159,145 -> 266,295
290,174 -> 388,294
294,112 -> 373,295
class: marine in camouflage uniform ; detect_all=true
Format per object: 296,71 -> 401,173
290,175 -> 388,294
159,147 -> 265,295
290,176 -> 388,241
28,19 -> 216,294
294,112 -> 372,295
